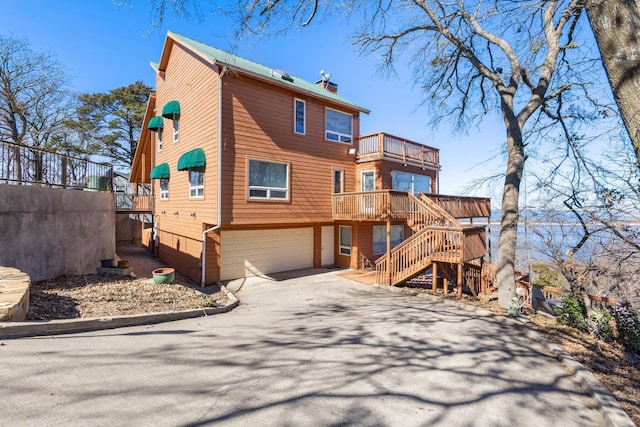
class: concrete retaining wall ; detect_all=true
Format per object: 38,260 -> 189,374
0,185 -> 115,281
116,214 -> 152,244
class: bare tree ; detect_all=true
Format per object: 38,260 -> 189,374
0,34 -> 76,182
0,34 -> 72,148
146,0 -> 608,308
530,131 -> 640,307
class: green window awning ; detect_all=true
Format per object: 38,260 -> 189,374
177,148 -> 206,171
162,100 -> 181,118
147,116 -> 164,130
149,163 -> 170,179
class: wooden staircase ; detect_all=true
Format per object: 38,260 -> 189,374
375,193 -> 465,285
332,190 -> 491,291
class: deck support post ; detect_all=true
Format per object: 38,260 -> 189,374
432,262 -> 438,295
480,257 -> 486,299
386,218 -> 391,286
443,269 -> 448,296
457,263 -> 463,299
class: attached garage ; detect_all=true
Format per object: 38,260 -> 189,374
220,228 -> 314,280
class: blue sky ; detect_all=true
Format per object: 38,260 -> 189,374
2,0 -> 506,198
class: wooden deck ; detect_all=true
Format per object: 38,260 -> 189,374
339,269 -> 377,285
356,132 -> 440,169
333,190 -> 491,291
115,194 -> 153,214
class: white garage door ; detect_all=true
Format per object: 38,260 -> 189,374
220,228 -> 314,280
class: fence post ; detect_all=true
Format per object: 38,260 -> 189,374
13,144 -> 22,184
62,157 -> 68,188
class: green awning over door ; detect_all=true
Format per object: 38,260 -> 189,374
147,116 -> 164,130
177,148 -> 206,171
162,100 -> 181,118
149,163 -> 170,179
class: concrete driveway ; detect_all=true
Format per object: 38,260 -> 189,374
0,269 -> 606,426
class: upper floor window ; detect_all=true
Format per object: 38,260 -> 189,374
294,99 -> 306,134
392,171 -> 431,195
248,159 -> 289,200
189,169 -> 204,198
333,169 -> 344,194
173,119 -> 180,143
157,129 -> 163,151
361,170 -> 375,191
325,108 -> 352,143
160,178 -> 169,200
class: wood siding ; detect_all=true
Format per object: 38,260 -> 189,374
153,43 -> 219,245
355,160 -> 437,193
220,74 -> 359,226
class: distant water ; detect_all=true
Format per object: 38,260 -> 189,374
486,222 -> 632,270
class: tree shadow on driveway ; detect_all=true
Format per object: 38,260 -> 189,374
0,274 -> 605,426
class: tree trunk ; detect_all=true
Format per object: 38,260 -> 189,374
497,124 -> 526,309
585,0 -> 640,166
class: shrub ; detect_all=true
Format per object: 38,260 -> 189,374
588,309 -> 617,342
610,301 -> 640,354
556,294 -> 587,330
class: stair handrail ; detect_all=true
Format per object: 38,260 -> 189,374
375,193 -> 467,286
375,226 -> 464,285
417,193 -> 462,227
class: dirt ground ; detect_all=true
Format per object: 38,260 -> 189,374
27,244 -> 228,320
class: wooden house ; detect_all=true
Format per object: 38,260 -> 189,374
130,32 -> 493,295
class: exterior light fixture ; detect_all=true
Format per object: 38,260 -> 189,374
348,148 -> 357,155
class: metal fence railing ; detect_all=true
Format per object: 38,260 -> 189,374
0,140 -> 113,191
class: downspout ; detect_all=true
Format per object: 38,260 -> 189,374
201,65 -> 228,286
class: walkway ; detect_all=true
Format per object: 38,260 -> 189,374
0,269 -> 607,426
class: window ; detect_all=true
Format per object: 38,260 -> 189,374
294,99 -> 306,134
333,169 -> 344,194
248,159 -> 289,200
173,119 -> 179,142
373,225 -> 404,255
361,170 -> 375,191
157,129 -> 163,151
325,108 -> 352,143
159,178 -> 169,200
392,171 -> 431,195
339,226 -> 352,255
189,169 -> 204,198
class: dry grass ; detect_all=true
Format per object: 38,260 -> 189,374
27,274 -> 228,320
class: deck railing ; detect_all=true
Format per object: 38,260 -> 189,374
376,226 -> 464,285
115,194 -> 153,212
421,194 -> 491,219
0,140 -> 113,190
352,190 -> 491,285
461,226 -> 488,262
357,133 -> 440,168
333,190 -> 396,221
333,190 -> 463,225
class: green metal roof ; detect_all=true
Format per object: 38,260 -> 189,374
162,100 -> 181,118
147,116 -> 164,130
165,31 -> 370,114
149,163 -> 170,179
177,148 -> 206,171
